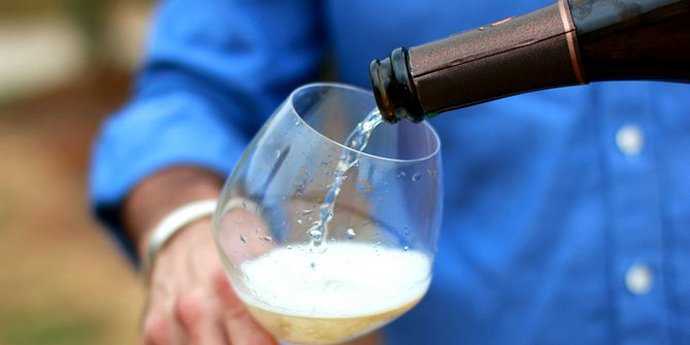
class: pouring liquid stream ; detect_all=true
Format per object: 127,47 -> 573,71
306,108 -> 383,261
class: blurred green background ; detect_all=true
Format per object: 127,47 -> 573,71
0,1 -> 152,344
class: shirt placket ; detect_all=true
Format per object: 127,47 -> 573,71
597,83 -> 669,344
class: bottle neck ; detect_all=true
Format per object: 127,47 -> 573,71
371,0 -> 584,123
369,0 -> 690,123
571,0 -> 690,81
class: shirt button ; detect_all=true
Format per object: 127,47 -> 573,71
616,124 -> 644,156
625,263 -> 653,295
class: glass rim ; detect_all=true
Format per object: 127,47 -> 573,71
288,82 -> 441,164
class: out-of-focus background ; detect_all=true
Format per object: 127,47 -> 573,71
0,1 -> 153,344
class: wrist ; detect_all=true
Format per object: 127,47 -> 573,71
144,198 -> 217,276
122,166 -> 224,261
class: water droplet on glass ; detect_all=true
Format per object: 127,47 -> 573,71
412,172 -> 423,181
403,245 -> 410,251
286,245 -> 293,250
300,208 -> 314,216
297,219 -> 303,224
259,236 -> 272,242
346,228 -> 356,239
308,229 -> 323,241
275,149 -> 281,158
478,26 -> 485,31
294,120 -> 301,126
396,171 -> 407,179
239,234 -> 247,243
357,180 -> 373,193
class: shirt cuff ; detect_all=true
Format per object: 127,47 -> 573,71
89,91 -> 246,264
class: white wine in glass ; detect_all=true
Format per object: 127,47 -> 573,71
237,242 -> 431,345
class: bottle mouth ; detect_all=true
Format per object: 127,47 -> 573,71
369,58 -> 399,123
369,47 -> 425,123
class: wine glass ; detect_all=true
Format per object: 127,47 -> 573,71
212,83 -> 442,345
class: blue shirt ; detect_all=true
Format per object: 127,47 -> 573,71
90,0 -> 690,343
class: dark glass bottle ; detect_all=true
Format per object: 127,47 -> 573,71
370,0 -> 690,123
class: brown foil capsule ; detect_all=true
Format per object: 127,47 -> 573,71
408,0 -> 585,116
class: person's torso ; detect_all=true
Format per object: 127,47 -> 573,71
322,1 -> 690,343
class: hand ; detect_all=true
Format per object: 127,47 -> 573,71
141,217 -> 278,345
120,167 -> 275,343
123,166 -> 383,345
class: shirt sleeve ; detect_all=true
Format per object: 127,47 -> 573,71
89,0 -> 325,262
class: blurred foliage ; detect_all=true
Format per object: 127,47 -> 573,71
0,0 -> 105,60
0,309 -> 101,345
0,0 -> 74,18
68,0 -> 107,62
0,0 -> 152,18
0,1 -> 147,344
0,0 -> 153,63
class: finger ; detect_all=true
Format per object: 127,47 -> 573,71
142,285 -> 185,345
142,313 -> 180,345
174,289 -> 228,345
212,273 -> 278,345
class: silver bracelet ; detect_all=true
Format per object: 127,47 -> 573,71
144,198 -> 218,276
